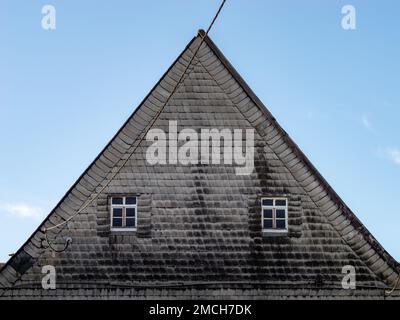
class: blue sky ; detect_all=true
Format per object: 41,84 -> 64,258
0,0 -> 399,263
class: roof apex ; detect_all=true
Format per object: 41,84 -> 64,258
197,29 -> 206,38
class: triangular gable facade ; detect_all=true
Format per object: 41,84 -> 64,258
0,31 -> 399,299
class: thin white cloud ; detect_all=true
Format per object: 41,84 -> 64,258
386,148 -> 400,165
361,113 -> 373,132
0,203 -> 44,220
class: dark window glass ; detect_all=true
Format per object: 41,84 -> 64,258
126,197 -> 137,205
263,219 -> 273,229
262,199 -> 273,206
126,218 -> 136,227
126,208 -> 136,217
263,209 -> 273,218
275,199 -> 287,206
112,218 -> 122,227
276,209 -> 286,219
276,219 -> 286,229
112,197 -> 123,205
113,208 -> 123,217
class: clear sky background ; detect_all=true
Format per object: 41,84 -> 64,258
0,0 -> 399,263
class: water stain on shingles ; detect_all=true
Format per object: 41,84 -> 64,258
191,164 -> 210,220
190,163 -> 228,279
247,144 -> 296,279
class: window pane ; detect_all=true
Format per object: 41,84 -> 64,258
276,219 -> 286,229
262,199 -> 273,206
126,208 -> 136,218
126,197 -> 137,205
275,199 -> 287,206
113,208 -> 123,217
112,218 -> 122,227
112,197 -> 123,205
276,209 -> 286,219
263,219 -> 273,229
263,209 -> 273,219
126,218 -> 136,227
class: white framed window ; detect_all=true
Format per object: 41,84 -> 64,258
110,196 -> 137,231
261,198 -> 288,233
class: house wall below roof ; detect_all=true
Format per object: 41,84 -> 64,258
1,287 -> 398,300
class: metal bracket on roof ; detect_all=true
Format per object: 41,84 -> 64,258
386,274 -> 400,296
42,232 -> 72,253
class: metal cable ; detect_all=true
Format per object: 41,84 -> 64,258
42,0 -> 227,239
385,273 -> 400,296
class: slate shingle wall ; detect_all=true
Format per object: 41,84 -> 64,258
0,34 -> 398,299
2,287 -> 398,300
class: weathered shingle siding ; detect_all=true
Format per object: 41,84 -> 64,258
2,287 -> 399,300
0,34 -> 398,299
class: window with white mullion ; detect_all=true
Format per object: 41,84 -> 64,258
261,198 -> 288,233
110,196 -> 137,230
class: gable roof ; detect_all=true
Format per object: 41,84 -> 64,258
0,30 -> 399,298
